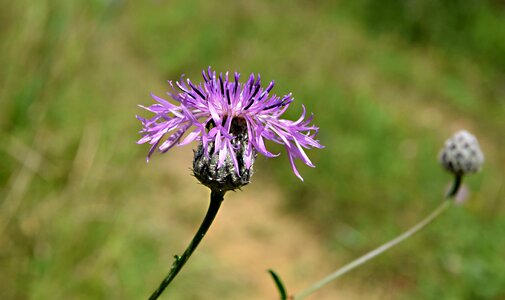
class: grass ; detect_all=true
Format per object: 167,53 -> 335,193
1,0 -> 504,299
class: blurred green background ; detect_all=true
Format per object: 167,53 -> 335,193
1,0 -> 504,299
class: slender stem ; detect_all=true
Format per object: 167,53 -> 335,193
293,176 -> 462,300
446,174 -> 462,198
148,190 -> 225,300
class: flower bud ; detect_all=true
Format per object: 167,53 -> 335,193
439,130 -> 484,176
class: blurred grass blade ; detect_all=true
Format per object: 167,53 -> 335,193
268,269 -> 288,300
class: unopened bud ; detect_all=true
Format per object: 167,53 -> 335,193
439,130 -> 484,176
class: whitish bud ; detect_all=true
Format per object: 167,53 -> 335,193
439,130 -> 484,176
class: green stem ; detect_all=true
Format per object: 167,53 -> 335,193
148,190 -> 225,300
293,176 -> 462,300
446,174 -> 462,198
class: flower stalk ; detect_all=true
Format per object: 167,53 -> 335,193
291,175 -> 462,300
148,190 -> 225,300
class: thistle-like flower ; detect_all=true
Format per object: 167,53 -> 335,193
137,67 -> 323,189
439,130 -> 484,176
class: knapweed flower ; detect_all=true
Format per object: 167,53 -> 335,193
137,67 -> 323,189
439,130 -> 484,176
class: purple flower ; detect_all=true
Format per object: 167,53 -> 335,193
137,67 -> 323,180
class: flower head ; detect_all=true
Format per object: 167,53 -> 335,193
137,67 -> 323,181
439,130 -> 484,176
